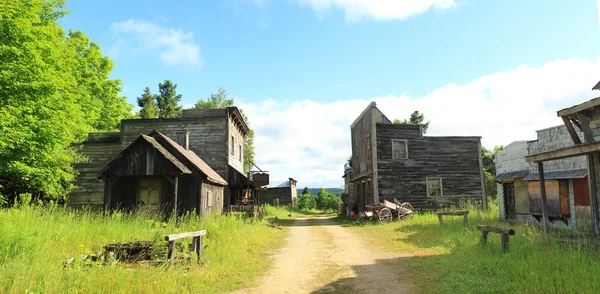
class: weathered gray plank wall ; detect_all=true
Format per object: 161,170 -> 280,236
258,187 -> 294,206
200,182 -> 224,216
375,123 -> 484,210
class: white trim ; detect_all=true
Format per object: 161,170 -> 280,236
426,177 -> 443,197
391,139 -> 408,159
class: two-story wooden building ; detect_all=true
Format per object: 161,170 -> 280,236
349,102 -> 486,212
70,107 -> 252,216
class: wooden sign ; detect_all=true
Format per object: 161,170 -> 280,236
253,173 -> 269,186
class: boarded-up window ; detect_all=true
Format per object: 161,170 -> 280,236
528,180 -> 569,216
239,145 -> 242,161
207,190 -> 213,208
392,139 -> 407,159
426,178 -> 442,196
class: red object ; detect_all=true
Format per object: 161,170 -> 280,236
350,211 -> 355,217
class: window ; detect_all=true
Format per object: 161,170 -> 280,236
366,135 -> 371,161
426,178 -> 443,196
231,136 -> 235,155
239,145 -> 242,161
392,139 -> 408,159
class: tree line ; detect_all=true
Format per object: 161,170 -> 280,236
0,1 -> 254,205
297,187 -> 342,211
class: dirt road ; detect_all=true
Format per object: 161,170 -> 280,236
233,215 -> 416,294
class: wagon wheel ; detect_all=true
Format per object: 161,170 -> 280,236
379,208 -> 393,224
398,203 -> 414,220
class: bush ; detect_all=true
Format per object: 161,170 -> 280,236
298,193 -> 316,210
314,188 -> 341,211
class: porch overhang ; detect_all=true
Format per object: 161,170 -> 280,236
525,142 -> 600,163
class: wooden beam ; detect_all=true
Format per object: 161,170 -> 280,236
558,97 -> 600,117
586,154 -> 599,236
538,162 -> 550,234
562,117 -> 582,145
525,142 -> 600,162
577,113 -> 595,143
173,176 -> 179,224
164,230 -> 207,241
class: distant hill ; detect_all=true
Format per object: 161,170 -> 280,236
297,188 -> 343,196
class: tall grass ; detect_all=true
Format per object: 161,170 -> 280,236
0,206 -> 286,293
347,201 -> 600,293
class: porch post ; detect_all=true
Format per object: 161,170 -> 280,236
174,176 -> 179,224
538,162 -> 550,234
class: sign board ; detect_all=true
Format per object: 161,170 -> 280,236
252,173 -> 270,187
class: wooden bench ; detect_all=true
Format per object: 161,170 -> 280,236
165,230 -> 206,264
477,225 -> 516,253
437,211 -> 469,226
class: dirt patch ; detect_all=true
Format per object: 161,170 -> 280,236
233,216 -> 418,294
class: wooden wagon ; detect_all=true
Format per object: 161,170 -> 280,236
357,199 -> 414,224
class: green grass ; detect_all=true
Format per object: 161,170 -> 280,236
340,202 -> 600,293
0,206 -> 287,293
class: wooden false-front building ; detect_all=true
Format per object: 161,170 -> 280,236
71,107 -> 252,216
349,102 -> 486,212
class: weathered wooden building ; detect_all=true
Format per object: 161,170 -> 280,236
71,107 -> 252,215
342,163 -> 354,211
258,178 -> 298,206
349,102 -> 486,212
495,126 -> 590,230
523,95 -> 600,235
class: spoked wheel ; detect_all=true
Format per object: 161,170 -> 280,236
398,203 -> 414,220
357,212 -> 368,223
379,208 -> 393,224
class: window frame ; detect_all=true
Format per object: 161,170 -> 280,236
239,145 -> 242,161
391,139 -> 408,160
231,136 -> 235,155
426,177 -> 443,197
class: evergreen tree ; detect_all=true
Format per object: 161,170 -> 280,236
136,87 -> 157,118
301,187 -> 310,195
393,110 -> 430,134
156,80 -> 183,118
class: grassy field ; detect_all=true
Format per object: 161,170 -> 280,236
340,202 -> 600,293
0,206 -> 289,293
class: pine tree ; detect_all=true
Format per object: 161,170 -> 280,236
156,80 -> 183,118
136,87 -> 157,118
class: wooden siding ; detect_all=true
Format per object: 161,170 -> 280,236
201,181 -> 224,216
71,115 -> 229,208
375,123 -> 484,210
227,115 -> 245,174
514,179 -> 530,214
259,187 -> 294,206
121,117 -> 228,178
71,137 -> 122,208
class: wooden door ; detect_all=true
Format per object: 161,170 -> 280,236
503,182 -> 516,219
138,178 -> 162,214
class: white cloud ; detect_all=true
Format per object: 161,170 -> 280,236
110,19 -> 202,70
240,57 -> 600,188
293,0 -> 456,22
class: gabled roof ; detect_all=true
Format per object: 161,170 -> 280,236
98,135 -> 192,177
150,130 -> 227,185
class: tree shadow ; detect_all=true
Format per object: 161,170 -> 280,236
310,256 -> 422,294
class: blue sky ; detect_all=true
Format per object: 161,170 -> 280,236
60,0 -> 600,187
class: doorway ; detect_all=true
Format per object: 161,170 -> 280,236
138,178 -> 162,214
503,182 -> 516,219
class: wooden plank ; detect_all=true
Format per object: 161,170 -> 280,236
562,117 -> 582,145
165,230 -> 207,241
588,154 -> 600,236
538,162 -> 550,234
476,225 -> 516,235
557,97 -> 600,117
577,113 -> 595,143
173,176 -> 179,223
525,142 -> 600,162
